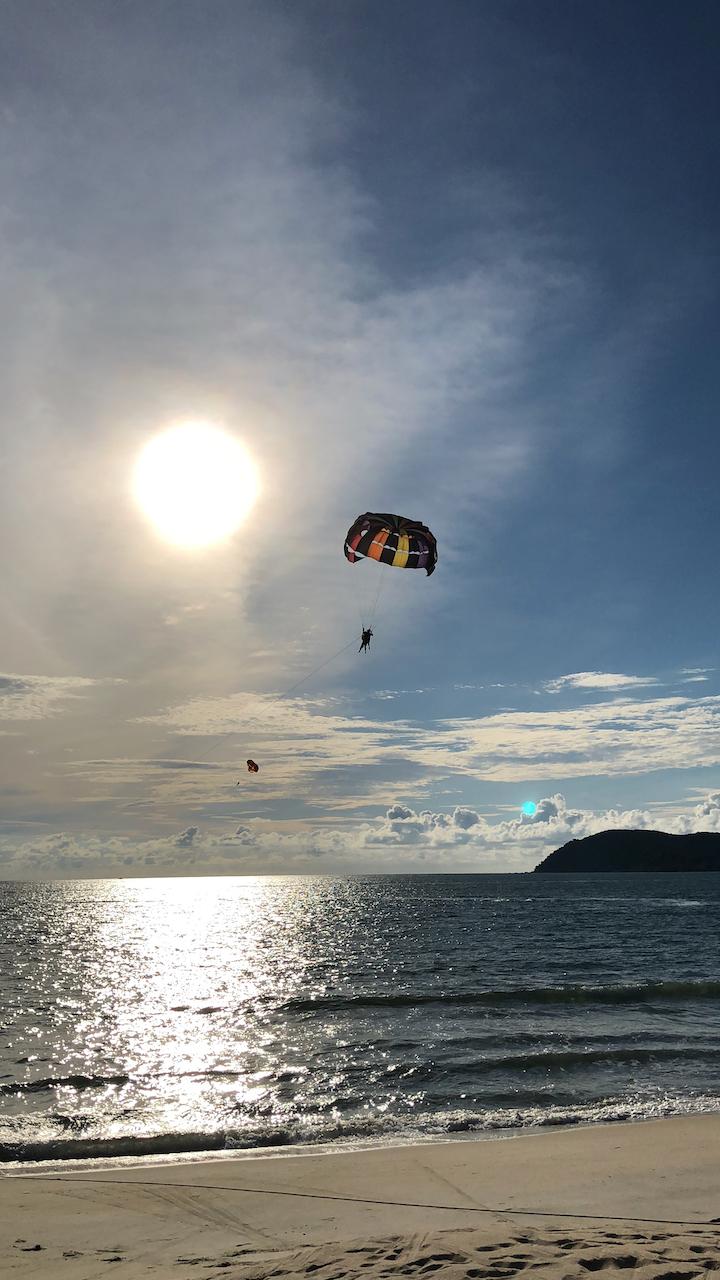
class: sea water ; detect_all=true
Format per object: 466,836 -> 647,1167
1,873 -> 719,1163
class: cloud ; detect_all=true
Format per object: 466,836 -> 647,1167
672,792 -> 720,834
175,826 -> 199,848
386,803 -> 415,821
0,0 -> 591,710
0,673 -> 106,721
5,783 -> 720,878
368,689 -> 431,701
544,671 -> 659,694
0,788 -> 685,876
83,758 -> 222,772
369,793 -> 652,853
371,804 -> 491,845
121,687 -> 720,811
520,796 -> 563,823
453,806 -> 481,830
434,694 -> 720,782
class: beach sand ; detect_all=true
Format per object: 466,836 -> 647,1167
2,1115 -> 719,1278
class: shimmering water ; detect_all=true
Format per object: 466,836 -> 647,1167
1,874 -> 719,1163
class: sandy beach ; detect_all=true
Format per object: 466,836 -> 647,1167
2,1115 -> 719,1278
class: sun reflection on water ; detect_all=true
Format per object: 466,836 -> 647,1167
3,874 -> 720,1160
2,876 -> 354,1149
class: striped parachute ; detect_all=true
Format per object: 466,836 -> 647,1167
344,512 -> 437,576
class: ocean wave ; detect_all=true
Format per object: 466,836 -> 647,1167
0,1073 -> 130,1097
0,1130 -> 228,1164
6,1044 -> 715,1106
401,1044 -> 720,1077
283,978 -> 720,1013
427,1044 -> 720,1075
3,1094 -> 720,1164
0,1068 -> 248,1099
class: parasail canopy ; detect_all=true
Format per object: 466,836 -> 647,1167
344,512 -> 437,575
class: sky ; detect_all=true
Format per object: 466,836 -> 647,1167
1,0 -> 720,878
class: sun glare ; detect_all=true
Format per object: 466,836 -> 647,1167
133,422 -> 260,549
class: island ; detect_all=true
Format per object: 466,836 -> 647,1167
534,828 -> 720,872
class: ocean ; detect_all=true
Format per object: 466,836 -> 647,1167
1,874 -> 719,1164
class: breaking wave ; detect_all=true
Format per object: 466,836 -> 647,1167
283,979 -> 720,1013
3,1093 -> 720,1164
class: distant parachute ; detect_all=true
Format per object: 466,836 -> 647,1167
246,759 -> 259,773
344,513 -> 437,576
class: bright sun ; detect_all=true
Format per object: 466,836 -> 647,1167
133,422 -> 260,549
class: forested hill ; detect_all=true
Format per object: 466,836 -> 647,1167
534,829 -> 720,872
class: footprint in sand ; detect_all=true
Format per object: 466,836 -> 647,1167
651,1272 -> 704,1280
588,1257 -> 640,1271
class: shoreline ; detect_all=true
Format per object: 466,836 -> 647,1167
4,1093 -> 720,1176
2,1115 -> 719,1276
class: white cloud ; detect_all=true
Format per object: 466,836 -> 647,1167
8,747 -> 720,872
111,688 -> 720,812
15,786 -> 720,876
433,694 -> 720,782
36,687 -> 716,855
0,673 -> 105,721
672,791 -> 720,834
369,793 -> 652,854
544,671 -> 659,694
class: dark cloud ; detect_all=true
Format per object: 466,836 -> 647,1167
175,826 -> 199,848
386,804 -> 414,821
453,806 -> 481,830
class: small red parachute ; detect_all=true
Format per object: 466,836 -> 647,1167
246,759 -> 259,773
